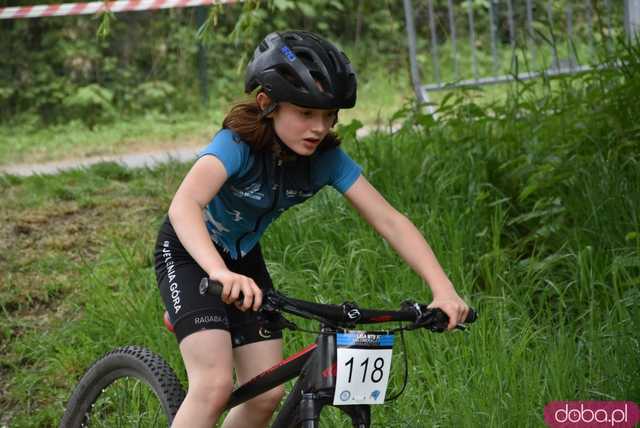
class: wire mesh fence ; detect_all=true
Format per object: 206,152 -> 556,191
403,0 -> 638,102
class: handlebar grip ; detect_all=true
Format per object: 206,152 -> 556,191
465,308 -> 478,324
421,307 -> 478,332
199,278 -> 224,296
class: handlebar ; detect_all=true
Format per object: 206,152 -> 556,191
199,278 -> 477,332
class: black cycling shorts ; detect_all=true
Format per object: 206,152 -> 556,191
154,216 -> 282,347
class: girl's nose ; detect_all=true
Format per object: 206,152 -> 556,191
311,115 -> 330,134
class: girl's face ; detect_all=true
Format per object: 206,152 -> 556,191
273,103 -> 337,156
257,93 -> 337,156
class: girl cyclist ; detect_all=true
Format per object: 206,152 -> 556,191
155,31 -> 470,428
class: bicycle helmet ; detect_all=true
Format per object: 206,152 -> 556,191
245,31 -> 357,109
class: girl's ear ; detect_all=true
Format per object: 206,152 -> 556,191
257,91 -> 278,120
256,91 -> 273,111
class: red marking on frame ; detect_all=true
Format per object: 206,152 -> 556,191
369,315 -> 394,322
321,362 -> 337,378
245,343 -> 318,383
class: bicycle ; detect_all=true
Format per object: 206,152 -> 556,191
60,278 -> 477,427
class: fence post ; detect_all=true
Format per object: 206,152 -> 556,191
196,6 -> 209,107
402,0 -> 425,103
626,0 -> 640,41
447,0 -> 459,79
427,0 -> 440,83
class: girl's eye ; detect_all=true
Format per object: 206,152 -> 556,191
300,110 -> 313,117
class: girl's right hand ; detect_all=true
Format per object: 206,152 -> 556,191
209,270 -> 263,312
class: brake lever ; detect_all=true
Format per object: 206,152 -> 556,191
256,302 -> 298,332
421,308 -> 449,333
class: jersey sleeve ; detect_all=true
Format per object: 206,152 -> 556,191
317,147 -> 362,193
198,129 -> 250,178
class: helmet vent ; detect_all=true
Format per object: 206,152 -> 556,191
274,65 -> 306,90
309,71 -> 329,93
327,51 -> 340,72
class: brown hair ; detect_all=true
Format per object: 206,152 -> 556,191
221,98 -> 341,152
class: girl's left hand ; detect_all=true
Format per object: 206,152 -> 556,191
427,292 -> 470,331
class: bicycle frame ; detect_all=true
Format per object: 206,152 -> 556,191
61,279 -> 475,428
195,278 -> 476,427
224,324 -> 371,428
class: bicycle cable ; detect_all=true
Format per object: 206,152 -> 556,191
383,326 -> 409,402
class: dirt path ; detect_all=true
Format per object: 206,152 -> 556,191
0,145 -> 201,177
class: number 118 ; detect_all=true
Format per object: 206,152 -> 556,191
344,356 -> 385,383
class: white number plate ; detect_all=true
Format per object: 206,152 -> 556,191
333,331 -> 394,406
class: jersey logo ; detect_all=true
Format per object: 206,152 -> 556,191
285,189 -> 313,198
226,209 -> 243,222
231,183 -> 264,201
204,210 -> 230,232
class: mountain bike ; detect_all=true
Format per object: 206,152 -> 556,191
60,278 -> 477,427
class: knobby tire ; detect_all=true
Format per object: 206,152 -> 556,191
59,345 -> 185,428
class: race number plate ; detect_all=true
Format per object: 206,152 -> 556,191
333,331 -> 394,406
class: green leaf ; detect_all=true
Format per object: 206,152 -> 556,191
336,119 -> 364,144
272,0 -> 295,11
297,2 -> 316,17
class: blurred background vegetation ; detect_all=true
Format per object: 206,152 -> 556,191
0,0 -> 628,131
0,0 -> 410,127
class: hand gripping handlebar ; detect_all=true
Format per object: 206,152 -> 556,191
199,278 -> 477,331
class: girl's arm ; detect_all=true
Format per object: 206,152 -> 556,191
343,175 -> 469,330
168,156 -> 262,311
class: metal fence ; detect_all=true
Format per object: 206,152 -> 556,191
403,0 -> 640,103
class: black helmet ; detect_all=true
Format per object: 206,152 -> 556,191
245,31 -> 357,109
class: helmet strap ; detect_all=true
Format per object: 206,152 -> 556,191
259,102 -> 278,120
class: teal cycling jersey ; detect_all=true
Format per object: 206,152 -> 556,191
198,129 -> 362,259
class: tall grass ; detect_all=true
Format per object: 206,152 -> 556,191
1,42 -> 638,427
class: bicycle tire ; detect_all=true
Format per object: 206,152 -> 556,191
59,345 -> 185,428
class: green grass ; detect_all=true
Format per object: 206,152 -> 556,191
1,44 -> 639,427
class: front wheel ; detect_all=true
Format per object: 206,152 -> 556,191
59,345 -> 185,428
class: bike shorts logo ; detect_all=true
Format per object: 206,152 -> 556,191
544,401 -> 639,427
194,315 -> 227,326
259,327 -> 272,339
162,241 -> 181,314
339,390 -> 351,402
